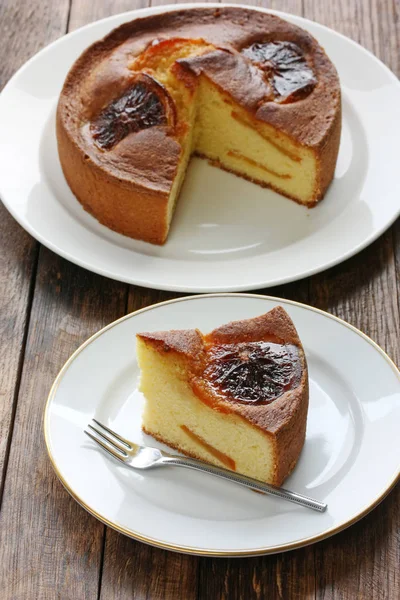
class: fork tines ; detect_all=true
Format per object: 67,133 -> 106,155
84,419 -> 131,461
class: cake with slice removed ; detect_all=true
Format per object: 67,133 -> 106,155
57,7 -> 341,244
136,306 -> 309,486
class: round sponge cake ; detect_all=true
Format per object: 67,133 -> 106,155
57,7 -> 341,244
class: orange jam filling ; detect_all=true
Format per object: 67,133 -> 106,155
180,425 -> 236,470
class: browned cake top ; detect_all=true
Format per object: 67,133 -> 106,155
137,306 -> 308,434
58,7 -> 340,193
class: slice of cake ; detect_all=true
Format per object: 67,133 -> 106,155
136,307 -> 309,486
57,7 -> 341,244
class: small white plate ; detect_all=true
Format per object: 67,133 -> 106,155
45,294 -> 400,556
1,4 -> 400,292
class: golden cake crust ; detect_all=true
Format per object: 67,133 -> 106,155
57,7 -> 341,243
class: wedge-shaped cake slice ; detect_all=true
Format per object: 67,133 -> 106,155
136,307 -> 309,486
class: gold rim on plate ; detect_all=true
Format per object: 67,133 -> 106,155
44,293 -> 400,556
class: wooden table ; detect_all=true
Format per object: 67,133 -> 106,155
0,0 -> 399,598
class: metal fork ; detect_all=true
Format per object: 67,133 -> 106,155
85,419 -> 327,512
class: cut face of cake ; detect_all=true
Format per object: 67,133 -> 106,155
57,7 -> 341,244
136,307 -> 309,486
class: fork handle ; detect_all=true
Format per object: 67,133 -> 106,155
162,456 -> 326,512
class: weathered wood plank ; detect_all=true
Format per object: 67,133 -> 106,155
309,233 -> 399,362
198,552 -> 315,600
69,0 -> 148,31
0,0 -> 70,503
0,249 -> 127,600
151,0 -> 219,6
224,0 -> 301,12
0,0 -> 70,87
127,287 -> 183,313
0,215 -> 37,499
395,220 -> 400,317
100,534 -> 198,600
304,1 -> 400,598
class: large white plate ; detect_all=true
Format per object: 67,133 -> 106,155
44,294 -> 400,556
1,4 -> 400,292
